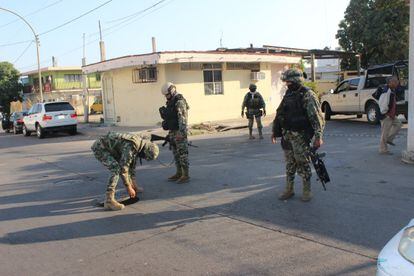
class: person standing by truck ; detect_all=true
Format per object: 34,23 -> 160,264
378,76 -> 403,154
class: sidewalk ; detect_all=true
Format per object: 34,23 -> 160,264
77,114 -> 277,139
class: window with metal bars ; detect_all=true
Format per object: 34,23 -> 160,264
132,67 -> 157,83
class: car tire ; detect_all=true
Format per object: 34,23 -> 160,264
68,126 -> 77,135
366,103 -> 380,124
23,124 -> 31,136
323,103 -> 332,121
36,124 -> 45,139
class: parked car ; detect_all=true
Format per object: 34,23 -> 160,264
377,218 -> 414,276
23,101 -> 77,139
90,99 -> 103,114
1,113 -> 11,133
9,111 -> 28,134
321,61 -> 408,124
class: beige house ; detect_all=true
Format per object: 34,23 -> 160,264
82,50 -> 301,126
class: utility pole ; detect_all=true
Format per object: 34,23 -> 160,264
82,33 -> 89,123
99,20 -> 106,61
402,0 -> 414,164
0,7 -> 43,102
310,53 -> 316,82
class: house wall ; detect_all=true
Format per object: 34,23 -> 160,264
105,62 -> 290,126
27,71 -> 101,90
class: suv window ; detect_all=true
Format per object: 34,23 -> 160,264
45,102 -> 74,112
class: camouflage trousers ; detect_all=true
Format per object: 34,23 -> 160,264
283,130 -> 312,186
169,130 -> 189,171
91,138 -> 135,192
248,116 -> 263,133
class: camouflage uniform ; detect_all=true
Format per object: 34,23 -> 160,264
242,84 -> 266,139
273,69 -> 324,201
168,94 -> 190,180
91,131 -> 159,193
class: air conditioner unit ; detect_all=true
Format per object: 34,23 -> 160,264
250,72 -> 265,81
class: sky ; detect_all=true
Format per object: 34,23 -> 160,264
0,0 -> 351,73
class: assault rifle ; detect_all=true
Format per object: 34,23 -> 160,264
150,134 -> 198,148
307,147 -> 330,190
151,134 -> 171,147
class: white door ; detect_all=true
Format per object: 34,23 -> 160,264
347,78 -> 361,112
102,74 -> 116,124
26,104 -> 39,130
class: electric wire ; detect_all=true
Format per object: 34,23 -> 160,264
38,0 -> 114,36
17,0 -> 175,71
0,0 -> 65,29
13,41 -> 34,64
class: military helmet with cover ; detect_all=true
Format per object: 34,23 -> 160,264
141,141 -> 159,161
249,83 -> 257,92
281,68 -> 304,84
161,82 -> 176,95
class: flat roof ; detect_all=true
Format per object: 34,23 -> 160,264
21,66 -> 82,76
82,50 -> 302,74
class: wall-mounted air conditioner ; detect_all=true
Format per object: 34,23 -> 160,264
250,72 -> 265,80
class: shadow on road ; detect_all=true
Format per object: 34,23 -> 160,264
0,120 -> 413,274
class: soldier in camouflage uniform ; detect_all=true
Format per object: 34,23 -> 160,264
241,84 -> 266,139
272,69 -> 325,202
160,82 -> 190,184
91,131 -> 159,211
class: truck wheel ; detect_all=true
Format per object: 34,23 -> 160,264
366,103 -> 380,124
323,103 -> 332,121
23,124 -> 31,136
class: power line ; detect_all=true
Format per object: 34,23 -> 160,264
105,0 -> 167,24
18,0 -> 175,71
87,0 -> 168,39
0,39 -> 33,47
99,0 -> 174,38
38,0 -> 114,36
0,0 -> 65,29
13,41 -> 34,64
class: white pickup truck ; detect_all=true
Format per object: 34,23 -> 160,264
320,61 -> 408,124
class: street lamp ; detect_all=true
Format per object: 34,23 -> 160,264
0,7 -> 43,102
355,54 -> 361,76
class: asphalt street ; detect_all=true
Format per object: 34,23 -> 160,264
0,115 -> 412,276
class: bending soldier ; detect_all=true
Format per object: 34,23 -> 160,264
272,69 -> 325,202
241,84 -> 266,139
160,82 -> 190,183
91,132 -> 159,211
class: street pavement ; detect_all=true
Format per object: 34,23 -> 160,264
0,115 -> 412,275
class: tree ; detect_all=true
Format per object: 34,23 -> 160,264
336,0 -> 409,70
0,62 -> 22,114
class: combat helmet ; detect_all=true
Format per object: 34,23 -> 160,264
249,83 -> 257,92
142,141 -> 159,161
281,68 -> 304,84
161,82 -> 176,95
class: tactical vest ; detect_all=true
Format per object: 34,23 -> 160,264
281,87 -> 312,132
164,94 -> 185,131
245,92 -> 263,110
